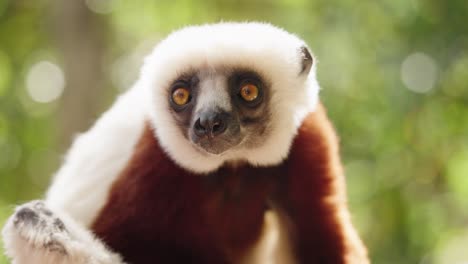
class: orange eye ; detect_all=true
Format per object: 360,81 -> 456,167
240,83 -> 259,102
172,88 -> 191,105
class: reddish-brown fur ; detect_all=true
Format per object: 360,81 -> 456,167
91,103 -> 367,264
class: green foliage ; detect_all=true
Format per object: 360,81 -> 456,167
0,0 -> 467,263
0,200 -> 10,263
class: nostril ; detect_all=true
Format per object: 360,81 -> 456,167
212,122 -> 220,132
211,120 -> 226,135
194,119 -> 207,136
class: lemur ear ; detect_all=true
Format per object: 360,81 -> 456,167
299,46 -> 313,76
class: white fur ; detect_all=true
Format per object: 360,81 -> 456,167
195,72 -> 232,113
45,84 -> 148,226
2,201 -> 125,264
240,208 -> 296,264
143,22 -> 320,173
3,83 -> 147,263
2,22 -> 320,263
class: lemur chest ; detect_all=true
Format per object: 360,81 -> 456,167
91,156 -> 285,263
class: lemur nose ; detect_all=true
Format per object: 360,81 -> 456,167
194,111 -> 228,138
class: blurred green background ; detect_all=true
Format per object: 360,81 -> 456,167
1,0 -> 467,263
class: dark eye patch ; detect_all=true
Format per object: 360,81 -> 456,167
229,71 -> 265,108
227,69 -> 271,132
168,74 -> 199,112
167,73 -> 200,139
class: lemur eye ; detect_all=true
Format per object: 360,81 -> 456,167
172,88 -> 191,105
239,83 -> 259,102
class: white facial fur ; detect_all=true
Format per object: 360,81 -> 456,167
141,22 -> 320,174
195,72 -> 232,113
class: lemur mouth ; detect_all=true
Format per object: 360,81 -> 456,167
192,136 -> 242,156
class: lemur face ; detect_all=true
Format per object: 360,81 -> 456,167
142,22 -> 320,173
167,68 -> 271,155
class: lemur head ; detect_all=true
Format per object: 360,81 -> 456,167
140,22 -> 320,174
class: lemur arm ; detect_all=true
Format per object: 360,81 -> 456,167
2,85 -> 147,264
2,200 -> 126,264
280,105 -> 368,264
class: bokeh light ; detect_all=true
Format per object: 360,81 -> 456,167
434,230 -> 468,264
401,52 -> 438,94
25,61 -> 65,103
